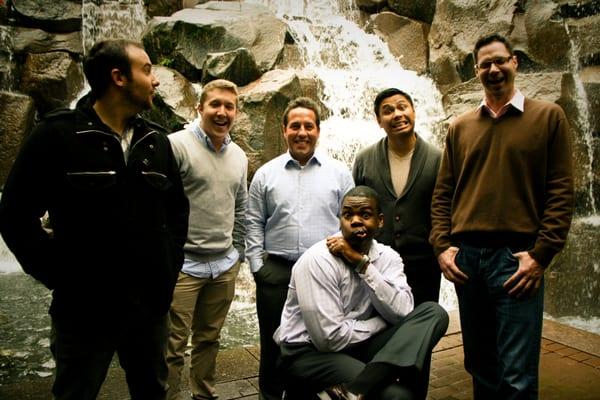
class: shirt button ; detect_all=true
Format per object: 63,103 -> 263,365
395,215 -> 400,221
149,144 -> 155,150
103,147 -> 108,151
88,122 -> 92,126
395,233 -> 401,238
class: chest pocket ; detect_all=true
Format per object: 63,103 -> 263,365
66,170 -> 117,191
141,170 -> 172,191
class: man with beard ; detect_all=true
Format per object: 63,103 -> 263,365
166,79 -> 248,400
246,97 -> 354,400
430,33 -> 574,399
353,88 -> 441,306
0,39 -> 189,400
276,186 -> 448,400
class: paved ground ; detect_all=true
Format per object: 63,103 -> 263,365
1,311 -> 599,400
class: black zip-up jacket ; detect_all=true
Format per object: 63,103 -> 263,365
0,94 -> 189,321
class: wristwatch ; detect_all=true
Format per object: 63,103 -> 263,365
355,254 -> 370,274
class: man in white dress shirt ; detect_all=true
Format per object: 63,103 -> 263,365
276,186 -> 448,400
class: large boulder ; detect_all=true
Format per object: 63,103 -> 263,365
142,1 -> 286,82
546,217 -> 600,319
143,0 -> 180,17
355,0 -> 387,14
233,70 -> 303,177
429,0 -> 517,91
11,0 -> 81,33
368,12 -> 429,74
12,27 -> 83,57
0,91 -> 35,187
202,48 -> 262,86
387,0 -> 436,24
564,14 -> 600,67
141,65 -> 200,133
19,51 -> 84,115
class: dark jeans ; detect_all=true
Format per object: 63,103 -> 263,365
50,311 -> 169,400
254,254 -> 295,400
455,243 -> 544,400
281,302 -> 449,400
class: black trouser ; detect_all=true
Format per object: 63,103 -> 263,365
281,302 -> 449,400
50,311 -> 169,400
254,254 -> 295,400
403,257 -> 441,306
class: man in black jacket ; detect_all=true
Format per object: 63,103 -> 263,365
0,40 -> 189,400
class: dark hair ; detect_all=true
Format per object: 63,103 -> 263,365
83,39 -> 143,98
342,185 -> 381,214
473,33 -> 514,63
373,88 -> 414,117
282,97 -> 321,128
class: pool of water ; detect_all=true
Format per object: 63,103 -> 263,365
0,267 -> 259,385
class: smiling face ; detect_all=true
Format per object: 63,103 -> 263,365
283,107 -> 320,165
475,40 -> 518,103
340,195 -> 384,250
376,94 -> 416,140
199,87 -> 238,142
122,45 -> 159,111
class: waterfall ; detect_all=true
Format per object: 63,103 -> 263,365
0,25 -> 14,91
565,23 -> 597,216
248,0 -> 457,310
81,0 -> 148,54
248,0 -> 445,167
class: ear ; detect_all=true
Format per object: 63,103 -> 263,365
512,55 -> 518,70
111,68 -> 127,88
377,213 -> 384,229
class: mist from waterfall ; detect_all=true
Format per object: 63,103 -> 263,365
249,0 -> 445,168
565,23 -> 597,216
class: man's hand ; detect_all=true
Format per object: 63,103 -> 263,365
437,246 -> 468,285
326,236 -> 363,266
503,251 -> 544,298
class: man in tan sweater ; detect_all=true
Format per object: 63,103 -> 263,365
430,33 -> 573,400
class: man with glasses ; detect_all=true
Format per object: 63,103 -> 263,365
430,33 -> 574,399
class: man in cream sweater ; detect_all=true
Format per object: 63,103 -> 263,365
166,79 -> 248,400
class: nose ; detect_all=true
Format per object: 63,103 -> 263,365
489,62 -> 501,73
350,215 -> 363,225
151,73 -> 159,87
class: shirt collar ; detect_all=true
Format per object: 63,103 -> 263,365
283,150 -> 323,169
189,118 -> 231,153
477,89 -> 524,118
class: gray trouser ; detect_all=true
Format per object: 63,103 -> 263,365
281,302 -> 449,400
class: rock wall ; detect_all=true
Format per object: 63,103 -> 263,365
0,0 -> 598,319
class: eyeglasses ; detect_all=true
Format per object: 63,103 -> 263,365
476,56 -> 513,70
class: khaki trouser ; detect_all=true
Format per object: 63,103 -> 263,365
166,262 -> 240,399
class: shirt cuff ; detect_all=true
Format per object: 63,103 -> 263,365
248,256 -> 264,273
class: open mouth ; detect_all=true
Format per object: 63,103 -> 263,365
353,229 -> 368,239
214,120 -> 229,127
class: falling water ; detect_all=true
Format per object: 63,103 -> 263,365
249,0 -> 446,167
249,0 -> 457,310
565,23 -> 597,215
0,25 -> 14,91
81,0 -> 147,54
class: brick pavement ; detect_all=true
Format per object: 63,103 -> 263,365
1,318 -> 599,400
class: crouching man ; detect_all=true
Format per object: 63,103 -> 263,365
275,186 -> 448,400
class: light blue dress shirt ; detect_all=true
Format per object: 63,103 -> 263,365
245,150 -> 354,273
